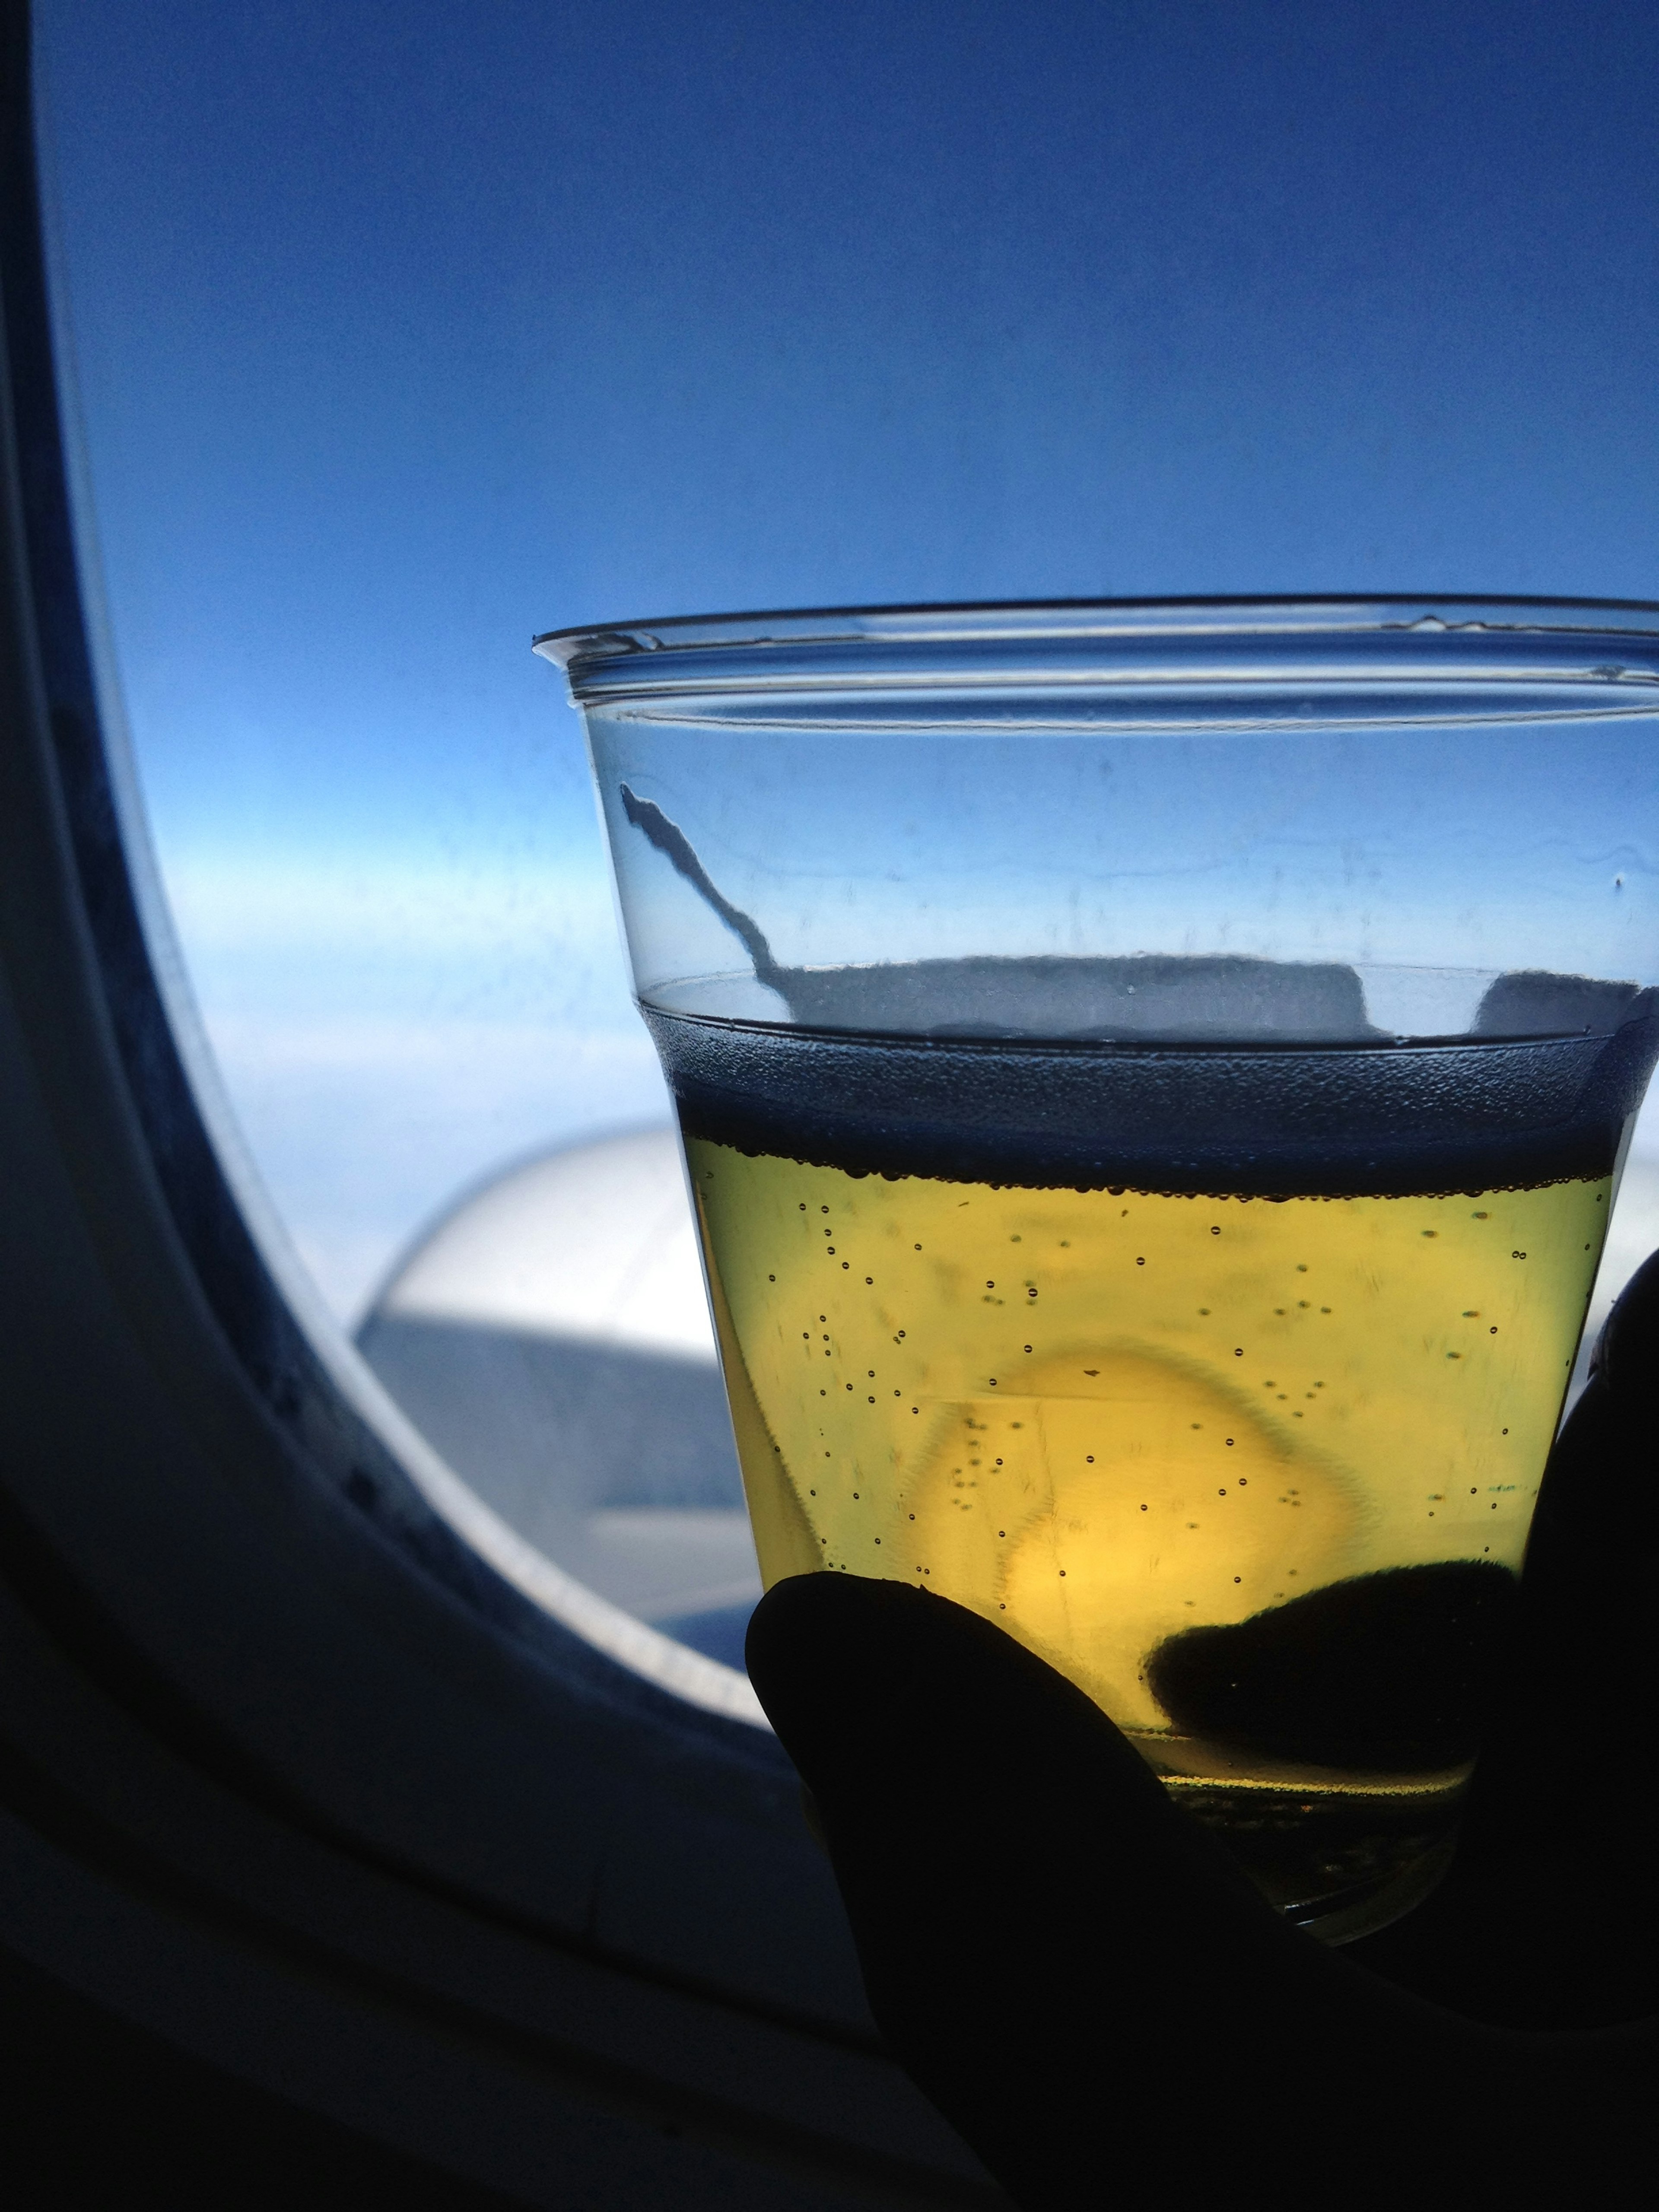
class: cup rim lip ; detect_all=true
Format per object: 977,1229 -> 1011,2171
534,591 -> 1659,674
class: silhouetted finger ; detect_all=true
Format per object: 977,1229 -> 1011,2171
1533,1245 -> 1659,1564
747,1573 -> 1652,2210
1365,1251 -> 1659,2021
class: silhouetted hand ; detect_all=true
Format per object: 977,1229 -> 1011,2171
746,1255 -> 1659,2209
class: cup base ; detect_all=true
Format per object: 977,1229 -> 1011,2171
1152,1755 -> 1466,1945
1281,1829 -> 1457,1945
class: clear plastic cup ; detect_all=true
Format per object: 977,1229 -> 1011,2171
537,597 -> 1659,1939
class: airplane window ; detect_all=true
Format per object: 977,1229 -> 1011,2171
31,0 -> 1659,1707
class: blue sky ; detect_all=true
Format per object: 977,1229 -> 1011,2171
34,0 -> 1659,1313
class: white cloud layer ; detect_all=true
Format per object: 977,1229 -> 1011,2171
152,843 -> 668,1321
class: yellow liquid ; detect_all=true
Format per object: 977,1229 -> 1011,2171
689,1138 -> 1612,1929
